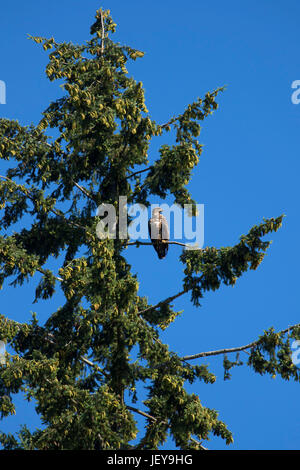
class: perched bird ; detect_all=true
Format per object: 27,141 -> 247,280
148,208 -> 169,259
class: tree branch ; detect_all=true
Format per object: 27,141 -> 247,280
159,117 -> 177,130
1,317 -> 109,378
127,240 -> 191,248
79,355 -> 110,379
137,288 -> 188,317
127,405 -> 207,450
72,180 -> 96,203
124,167 -> 152,180
181,322 -> 300,361
126,405 -> 163,423
100,8 -> 105,55
0,175 -> 88,233
36,267 -> 63,283
190,437 -> 208,451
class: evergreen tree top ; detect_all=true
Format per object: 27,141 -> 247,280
0,8 -> 296,450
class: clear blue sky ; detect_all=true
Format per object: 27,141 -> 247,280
1,0 -> 300,450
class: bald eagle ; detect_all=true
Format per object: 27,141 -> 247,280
148,208 -> 169,259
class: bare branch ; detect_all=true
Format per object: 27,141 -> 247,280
190,437 -> 208,450
72,180 -> 96,203
127,240 -> 191,248
181,342 -> 258,361
80,355 -> 96,368
124,167 -> 152,180
126,405 -> 163,423
79,355 -> 110,379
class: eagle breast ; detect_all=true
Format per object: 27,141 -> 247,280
148,208 -> 169,259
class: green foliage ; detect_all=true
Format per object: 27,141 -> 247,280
223,353 -> 243,381
181,215 -> 284,306
0,7 -> 289,450
248,327 -> 300,381
143,90 -> 224,211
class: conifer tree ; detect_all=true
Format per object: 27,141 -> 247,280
0,7 -> 299,450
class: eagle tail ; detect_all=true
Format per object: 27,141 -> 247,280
155,241 -> 168,259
